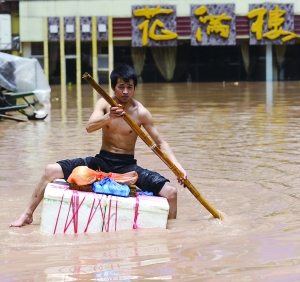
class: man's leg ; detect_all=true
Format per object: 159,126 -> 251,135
159,182 -> 177,219
10,163 -> 64,227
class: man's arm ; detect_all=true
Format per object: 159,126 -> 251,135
141,108 -> 187,185
86,98 -> 125,133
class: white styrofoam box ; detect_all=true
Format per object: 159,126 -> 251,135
103,194 -> 169,232
40,181 -> 107,234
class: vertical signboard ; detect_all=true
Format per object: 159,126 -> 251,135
132,5 -> 178,47
64,17 -> 76,41
190,4 -> 236,46
97,16 -> 108,41
48,17 -> 60,41
80,16 -> 92,41
248,3 -> 296,45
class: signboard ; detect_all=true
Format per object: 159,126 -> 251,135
81,16 -> 92,41
190,4 -> 236,46
97,16 -> 108,41
132,5 -> 178,47
48,17 -> 60,41
248,3 -> 296,45
64,17 -> 76,41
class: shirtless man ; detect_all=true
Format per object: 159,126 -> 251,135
10,65 -> 186,227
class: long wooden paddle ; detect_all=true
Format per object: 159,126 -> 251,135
82,72 -> 223,220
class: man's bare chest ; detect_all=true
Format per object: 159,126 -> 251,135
104,118 -> 139,135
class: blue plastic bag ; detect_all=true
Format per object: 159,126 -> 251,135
92,177 -> 130,197
137,191 -> 153,196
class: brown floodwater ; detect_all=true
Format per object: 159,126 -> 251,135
1,81 -> 300,281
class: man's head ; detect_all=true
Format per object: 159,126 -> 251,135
110,65 -> 138,90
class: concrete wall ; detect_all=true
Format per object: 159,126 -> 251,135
20,0 -> 300,42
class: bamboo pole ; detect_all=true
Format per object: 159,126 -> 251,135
82,72 -> 223,220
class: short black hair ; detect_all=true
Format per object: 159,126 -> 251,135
110,65 -> 138,88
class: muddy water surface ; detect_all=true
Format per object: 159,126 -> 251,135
1,81 -> 300,281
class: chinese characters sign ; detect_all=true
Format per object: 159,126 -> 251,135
247,3 -> 296,45
132,5 -> 178,47
190,4 -> 236,46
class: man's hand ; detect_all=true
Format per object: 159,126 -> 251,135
109,104 -> 125,119
177,167 -> 187,187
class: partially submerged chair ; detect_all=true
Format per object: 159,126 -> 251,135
0,89 -> 47,121
3,90 -> 37,106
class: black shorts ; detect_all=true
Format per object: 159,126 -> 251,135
57,150 -> 169,196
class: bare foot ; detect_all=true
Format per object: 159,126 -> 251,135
10,213 -> 33,227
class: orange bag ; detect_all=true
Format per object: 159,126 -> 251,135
67,166 -> 138,186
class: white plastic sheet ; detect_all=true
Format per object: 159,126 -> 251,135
0,52 -> 51,105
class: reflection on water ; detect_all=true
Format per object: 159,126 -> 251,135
1,81 -> 300,280
44,237 -> 171,281
266,81 -> 273,109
